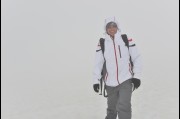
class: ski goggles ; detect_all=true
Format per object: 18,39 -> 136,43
106,22 -> 118,29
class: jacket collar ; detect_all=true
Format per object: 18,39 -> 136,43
105,31 -> 122,42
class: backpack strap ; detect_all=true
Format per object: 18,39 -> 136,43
121,34 -> 129,49
121,34 -> 134,75
99,38 -> 108,97
99,38 -> 105,55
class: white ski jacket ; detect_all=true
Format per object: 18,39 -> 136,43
93,22 -> 142,87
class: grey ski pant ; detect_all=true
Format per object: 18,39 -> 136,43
105,79 -> 133,119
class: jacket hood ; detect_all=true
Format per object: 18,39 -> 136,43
104,16 -> 120,32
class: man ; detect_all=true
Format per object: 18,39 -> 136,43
93,17 -> 142,119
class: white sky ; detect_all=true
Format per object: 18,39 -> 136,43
1,0 -> 179,119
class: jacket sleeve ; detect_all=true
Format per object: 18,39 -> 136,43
128,38 -> 143,80
93,41 -> 105,84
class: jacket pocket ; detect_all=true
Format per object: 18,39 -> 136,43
118,45 -> 122,58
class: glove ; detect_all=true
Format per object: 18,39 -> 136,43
131,78 -> 141,91
93,84 -> 99,93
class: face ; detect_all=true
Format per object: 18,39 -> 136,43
106,22 -> 118,37
106,26 -> 118,37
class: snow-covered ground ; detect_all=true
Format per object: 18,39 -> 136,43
1,0 -> 179,119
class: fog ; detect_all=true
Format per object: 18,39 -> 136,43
1,0 -> 179,119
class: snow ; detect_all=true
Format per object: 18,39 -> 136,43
1,0 -> 179,119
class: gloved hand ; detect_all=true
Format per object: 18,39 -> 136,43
93,84 -> 100,93
131,78 -> 141,91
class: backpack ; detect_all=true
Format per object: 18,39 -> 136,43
99,34 -> 134,97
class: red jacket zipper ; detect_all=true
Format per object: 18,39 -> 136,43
113,40 -> 120,85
